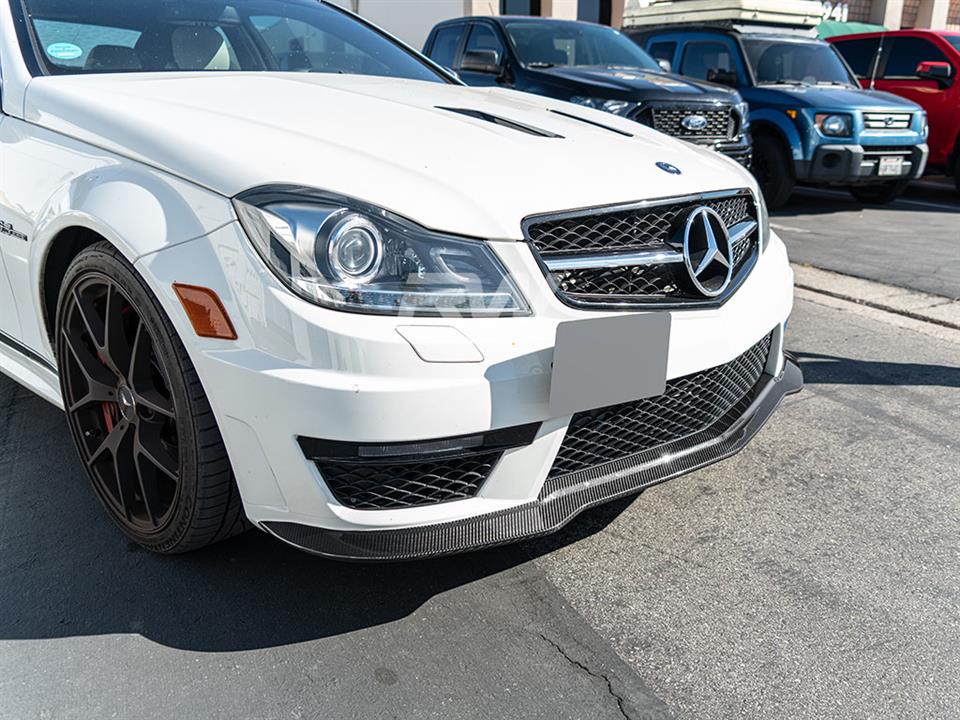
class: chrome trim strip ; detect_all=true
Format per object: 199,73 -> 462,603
544,248 -> 684,271
729,220 -> 758,248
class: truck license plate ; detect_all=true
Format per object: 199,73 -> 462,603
878,156 -> 904,176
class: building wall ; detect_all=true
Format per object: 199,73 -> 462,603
949,0 -> 960,28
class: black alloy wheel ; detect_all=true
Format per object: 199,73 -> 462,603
57,243 -> 246,553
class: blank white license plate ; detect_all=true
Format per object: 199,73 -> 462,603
878,156 -> 904,176
549,314 -> 671,417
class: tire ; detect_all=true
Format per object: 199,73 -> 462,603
56,242 -> 247,554
751,134 -> 795,210
849,180 -> 908,205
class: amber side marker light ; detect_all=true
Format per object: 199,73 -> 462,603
172,283 -> 238,340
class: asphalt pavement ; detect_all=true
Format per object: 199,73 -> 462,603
774,180 -> 960,298
1,183 -> 959,719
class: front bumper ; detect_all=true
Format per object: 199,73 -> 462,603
264,355 -> 802,560
137,222 -> 797,560
702,133 -> 752,168
799,143 -> 929,184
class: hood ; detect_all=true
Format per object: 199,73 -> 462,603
749,83 -> 922,111
24,73 -> 754,240
533,65 -> 737,101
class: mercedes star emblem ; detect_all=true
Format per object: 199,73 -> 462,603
683,207 -> 734,297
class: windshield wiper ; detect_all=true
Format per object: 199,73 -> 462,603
758,80 -> 808,87
528,62 -> 556,69
816,81 -> 852,87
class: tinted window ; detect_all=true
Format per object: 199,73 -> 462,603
648,41 -> 676,66
947,37 -> 960,53
505,20 -> 659,70
21,0 -> 445,81
501,0 -> 541,14
883,37 -> 950,79
742,38 -> 854,85
464,24 -> 505,64
681,41 -> 736,81
428,25 -> 465,68
833,37 -> 881,78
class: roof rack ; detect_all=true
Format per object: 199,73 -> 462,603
623,0 -> 823,33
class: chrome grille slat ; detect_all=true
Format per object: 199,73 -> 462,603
863,112 -> 912,130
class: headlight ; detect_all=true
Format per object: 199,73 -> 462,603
234,189 -> 531,317
736,100 -> 750,129
570,96 -> 636,116
815,113 -> 852,137
755,187 -> 770,252
920,111 -> 929,139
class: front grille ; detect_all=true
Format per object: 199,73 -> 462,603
527,193 -> 753,257
864,112 -> 912,130
549,333 -> 772,478
525,190 -> 759,307
636,106 -> 737,140
316,453 -> 500,510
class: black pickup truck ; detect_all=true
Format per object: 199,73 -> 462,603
424,16 -> 752,166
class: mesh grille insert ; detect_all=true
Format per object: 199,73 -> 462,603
527,193 -> 753,257
550,334 -> 772,478
317,453 -> 501,510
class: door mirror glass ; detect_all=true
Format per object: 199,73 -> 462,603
461,49 -> 501,75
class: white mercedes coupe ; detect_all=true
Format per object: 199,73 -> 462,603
0,0 -> 800,559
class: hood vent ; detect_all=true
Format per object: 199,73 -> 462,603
436,107 -> 563,138
549,109 -> 634,138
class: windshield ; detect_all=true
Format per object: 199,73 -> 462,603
504,20 -> 660,70
18,0 -> 446,81
947,36 -> 960,53
742,38 -> 855,86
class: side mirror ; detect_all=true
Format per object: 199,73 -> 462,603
460,49 -> 501,75
916,60 -> 953,88
657,58 -> 672,73
707,68 -> 738,87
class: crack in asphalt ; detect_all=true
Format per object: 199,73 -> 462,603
539,633 -> 632,720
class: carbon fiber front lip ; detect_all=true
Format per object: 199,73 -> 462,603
263,357 -> 803,562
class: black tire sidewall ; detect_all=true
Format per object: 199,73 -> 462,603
56,243 -> 203,552
753,135 -> 794,210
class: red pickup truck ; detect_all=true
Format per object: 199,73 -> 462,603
830,30 -> 960,192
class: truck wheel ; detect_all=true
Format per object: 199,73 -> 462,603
849,181 -> 908,205
56,242 -> 248,554
752,135 -> 794,210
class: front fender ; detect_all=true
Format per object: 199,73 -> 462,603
750,109 -> 804,162
0,118 -> 235,358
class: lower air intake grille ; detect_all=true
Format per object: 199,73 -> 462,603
550,333 -> 772,478
317,453 -> 501,510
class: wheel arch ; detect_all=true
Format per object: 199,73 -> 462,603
749,112 -> 804,163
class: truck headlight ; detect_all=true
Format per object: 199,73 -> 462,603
570,97 -> 636,116
815,113 -> 852,137
736,100 -> 750,129
920,111 -> 929,139
755,188 -> 770,252
234,188 -> 530,317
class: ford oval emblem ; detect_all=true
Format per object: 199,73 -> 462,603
656,161 -> 682,175
681,115 -> 709,132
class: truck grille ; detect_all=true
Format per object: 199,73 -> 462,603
863,112 -> 912,130
524,190 -> 759,308
636,105 -> 737,141
549,333 -> 772,478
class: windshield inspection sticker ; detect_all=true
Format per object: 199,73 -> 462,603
47,43 -> 83,61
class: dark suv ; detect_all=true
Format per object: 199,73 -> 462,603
424,16 -> 752,165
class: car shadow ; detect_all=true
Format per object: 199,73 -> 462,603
794,351 -> 960,387
772,185 -> 960,219
0,376 -> 634,653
